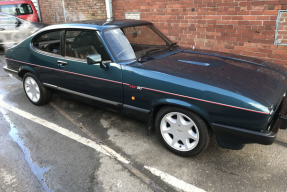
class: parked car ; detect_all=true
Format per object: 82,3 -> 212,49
0,0 -> 39,22
0,12 -> 47,53
3,20 -> 287,156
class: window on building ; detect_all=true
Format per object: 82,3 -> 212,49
274,10 -> 287,46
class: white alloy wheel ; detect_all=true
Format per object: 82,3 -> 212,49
24,76 -> 41,103
160,112 -> 199,151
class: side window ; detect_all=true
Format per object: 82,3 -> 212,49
65,30 -> 111,61
33,30 -> 61,55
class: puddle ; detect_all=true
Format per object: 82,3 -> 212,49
1,109 -> 52,192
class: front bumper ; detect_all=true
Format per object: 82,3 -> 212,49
213,92 -> 287,149
271,92 -> 287,131
212,123 -> 277,146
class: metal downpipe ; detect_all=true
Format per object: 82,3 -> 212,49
105,0 -> 113,21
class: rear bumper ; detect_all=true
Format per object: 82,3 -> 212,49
3,66 -> 20,80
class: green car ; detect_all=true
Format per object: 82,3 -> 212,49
3,19 -> 287,156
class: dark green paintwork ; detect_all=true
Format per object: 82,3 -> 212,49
4,19 -> 287,148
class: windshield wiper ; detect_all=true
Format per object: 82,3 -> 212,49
169,42 -> 177,51
137,48 -> 161,62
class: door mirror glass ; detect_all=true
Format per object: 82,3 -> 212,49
87,54 -> 110,69
87,54 -> 102,65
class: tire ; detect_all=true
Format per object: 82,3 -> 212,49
23,72 -> 51,106
155,106 -> 211,157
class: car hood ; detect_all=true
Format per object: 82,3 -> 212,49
138,48 -> 287,107
31,22 -> 49,29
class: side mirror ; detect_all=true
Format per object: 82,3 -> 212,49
87,54 -> 109,69
15,20 -> 22,27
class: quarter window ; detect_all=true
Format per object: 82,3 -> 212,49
65,30 -> 111,61
33,30 -> 61,55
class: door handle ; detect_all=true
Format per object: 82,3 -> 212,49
57,60 -> 67,67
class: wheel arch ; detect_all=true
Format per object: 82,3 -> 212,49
18,66 -> 38,79
149,98 -> 214,132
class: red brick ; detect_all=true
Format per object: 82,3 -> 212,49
110,0 -> 287,65
243,15 -> 257,20
273,50 -> 287,55
257,16 -> 271,20
263,21 -> 277,26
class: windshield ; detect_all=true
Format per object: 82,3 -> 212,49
104,25 -> 171,62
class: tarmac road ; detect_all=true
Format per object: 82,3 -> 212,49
0,55 -> 287,192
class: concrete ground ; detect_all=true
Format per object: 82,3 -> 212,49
0,55 -> 287,192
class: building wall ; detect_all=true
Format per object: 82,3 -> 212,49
113,0 -> 287,66
31,0 -> 41,21
38,0 -> 106,24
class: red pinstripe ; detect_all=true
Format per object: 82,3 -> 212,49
6,58 -> 269,115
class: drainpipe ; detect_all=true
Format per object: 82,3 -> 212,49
62,0 -> 67,22
105,0 -> 113,21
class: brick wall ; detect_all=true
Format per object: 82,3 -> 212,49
39,0 -> 106,24
113,0 -> 287,66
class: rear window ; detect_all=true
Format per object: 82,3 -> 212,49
0,4 -> 33,16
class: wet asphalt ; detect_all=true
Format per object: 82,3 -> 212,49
0,55 -> 287,192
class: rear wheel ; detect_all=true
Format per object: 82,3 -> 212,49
23,73 -> 51,106
155,106 -> 211,157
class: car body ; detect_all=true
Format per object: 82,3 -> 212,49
3,19 -> 287,156
0,0 -> 39,22
0,12 -> 47,52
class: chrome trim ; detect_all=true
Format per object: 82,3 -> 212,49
42,83 -> 57,89
30,45 -> 65,60
43,83 -> 121,106
3,66 -> 18,73
178,60 -> 210,66
31,44 -> 87,63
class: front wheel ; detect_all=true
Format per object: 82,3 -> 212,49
155,107 -> 211,157
23,73 -> 51,106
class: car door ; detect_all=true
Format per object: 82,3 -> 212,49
30,29 -> 63,86
54,29 -> 123,108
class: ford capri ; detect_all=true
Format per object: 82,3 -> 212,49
3,20 -> 287,156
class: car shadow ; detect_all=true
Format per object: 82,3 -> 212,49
274,139 -> 287,148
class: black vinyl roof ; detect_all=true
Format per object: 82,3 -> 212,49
43,19 -> 153,31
